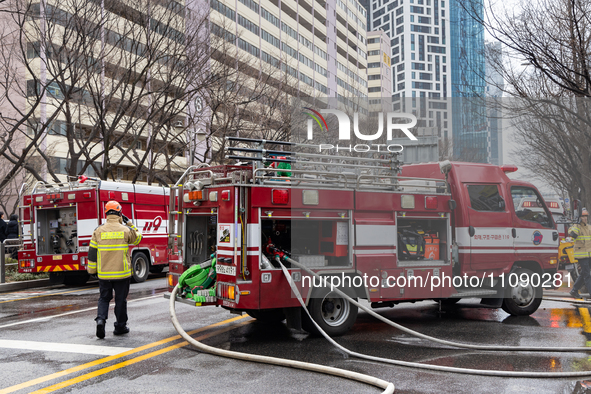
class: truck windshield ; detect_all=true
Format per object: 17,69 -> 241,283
510,186 -> 553,228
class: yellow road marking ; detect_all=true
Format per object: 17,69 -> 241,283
31,320 -> 252,393
0,315 -> 248,394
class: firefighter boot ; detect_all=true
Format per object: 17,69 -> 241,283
96,319 -> 106,339
113,324 -> 130,336
570,289 -> 582,299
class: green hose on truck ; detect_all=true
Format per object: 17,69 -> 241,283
177,255 -> 216,304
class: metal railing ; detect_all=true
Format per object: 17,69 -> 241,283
1,239 -> 21,284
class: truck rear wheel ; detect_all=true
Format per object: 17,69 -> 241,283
303,290 -> 358,337
131,253 -> 150,283
501,267 -> 542,316
246,309 -> 286,323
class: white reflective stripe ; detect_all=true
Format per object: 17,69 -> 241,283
356,225 -> 396,246
459,249 -> 514,254
247,250 -> 259,256
354,249 -> 396,255
516,249 -> 558,254
78,218 -> 99,236
459,249 -> 557,254
247,223 -> 261,248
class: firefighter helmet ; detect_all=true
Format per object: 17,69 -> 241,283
583,208 -> 589,217
105,201 -> 122,215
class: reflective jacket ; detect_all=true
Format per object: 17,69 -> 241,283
568,222 -> 591,259
87,215 -> 142,280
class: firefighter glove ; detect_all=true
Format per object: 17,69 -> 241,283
121,214 -> 130,224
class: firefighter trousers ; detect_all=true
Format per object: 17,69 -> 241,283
573,258 -> 591,295
96,278 -> 131,328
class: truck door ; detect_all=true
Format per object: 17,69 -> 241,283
508,184 -> 558,262
465,183 -> 513,271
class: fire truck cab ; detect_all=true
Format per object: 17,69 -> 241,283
167,147 -> 559,336
18,177 -> 169,285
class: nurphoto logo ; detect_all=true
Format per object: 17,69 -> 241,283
303,108 -> 418,153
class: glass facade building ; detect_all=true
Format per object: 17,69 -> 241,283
449,0 -> 487,162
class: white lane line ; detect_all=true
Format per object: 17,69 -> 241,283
0,340 -> 133,356
0,295 -> 162,329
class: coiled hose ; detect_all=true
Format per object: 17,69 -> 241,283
280,256 -> 591,378
169,284 -> 395,393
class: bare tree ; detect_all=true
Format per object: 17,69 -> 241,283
470,0 -> 591,205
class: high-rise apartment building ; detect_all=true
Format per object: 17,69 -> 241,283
363,0 -> 451,139
366,30 -> 392,107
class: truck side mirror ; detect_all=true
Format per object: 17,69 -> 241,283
498,200 -> 505,209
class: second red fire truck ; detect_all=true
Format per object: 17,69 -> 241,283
166,138 -> 560,336
18,176 -> 169,285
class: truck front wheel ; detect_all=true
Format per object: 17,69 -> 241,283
131,253 -> 150,283
501,267 -> 542,316
303,290 -> 358,336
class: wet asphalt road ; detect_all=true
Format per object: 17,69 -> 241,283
2,278 -> 591,393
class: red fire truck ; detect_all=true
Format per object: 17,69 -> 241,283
18,177 -> 169,285
167,139 -> 559,336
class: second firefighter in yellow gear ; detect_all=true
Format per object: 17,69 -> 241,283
570,208 -> 591,299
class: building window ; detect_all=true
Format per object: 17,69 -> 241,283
238,0 -> 259,13
238,14 -> 259,36
261,7 -> 279,27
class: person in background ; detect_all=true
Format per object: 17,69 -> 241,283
570,208 -> 591,299
0,212 -> 7,243
5,214 -> 19,259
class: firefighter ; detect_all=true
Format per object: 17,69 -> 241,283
570,208 -> 591,299
88,201 -> 142,339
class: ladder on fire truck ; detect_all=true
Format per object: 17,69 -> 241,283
167,137 -> 450,258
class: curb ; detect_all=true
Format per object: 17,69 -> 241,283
0,279 -> 53,293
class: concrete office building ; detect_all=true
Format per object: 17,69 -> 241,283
210,0 -> 370,102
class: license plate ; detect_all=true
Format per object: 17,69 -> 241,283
79,246 -> 89,252
566,264 -> 575,270
216,264 -> 236,276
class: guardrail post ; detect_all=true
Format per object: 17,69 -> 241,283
1,241 -> 5,284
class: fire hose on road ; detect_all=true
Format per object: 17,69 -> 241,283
279,255 -> 591,378
169,283 -> 395,393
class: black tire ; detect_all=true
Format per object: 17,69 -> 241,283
131,252 -> 150,283
303,289 -> 358,337
150,265 -> 165,274
501,267 -> 543,316
246,309 -> 286,323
